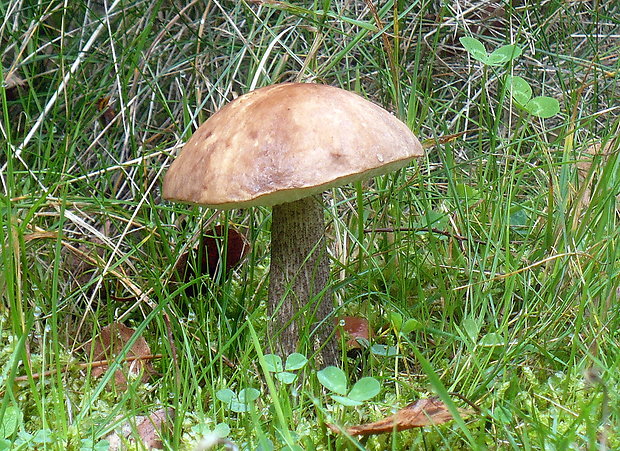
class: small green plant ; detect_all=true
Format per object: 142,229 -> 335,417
505,75 -> 560,118
389,312 -> 423,335
0,405 -> 21,445
79,438 -> 110,451
317,366 -> 381,406
459,37 -> 523,67
366,312 -> 422,357
216,387 -> 261,413
190,421 -> 231,450
369,344 -> 399,357
0,407 -> 66,451
0,429 -> 54,450
458,316 -> 506,358
191,421 -> 230,439
263,353 -> 308,384
460,36 -> 560,118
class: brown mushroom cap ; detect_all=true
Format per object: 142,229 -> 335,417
163,83 -> 423,209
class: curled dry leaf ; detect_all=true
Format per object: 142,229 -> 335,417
87,322 -> 156,389
23,231 -> 58,242
327,397 -> 470,436
106,408 -> 174,450
336,316 -> 371,349
174,225 -> 250,293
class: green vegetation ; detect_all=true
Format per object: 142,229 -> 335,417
1,0 -> 619,449
317,366 -> 381,407
460,36 -> 560,118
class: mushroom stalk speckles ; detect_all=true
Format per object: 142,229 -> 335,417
268,196 -> 337,365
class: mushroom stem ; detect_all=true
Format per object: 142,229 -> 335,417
268,196 -> 337,365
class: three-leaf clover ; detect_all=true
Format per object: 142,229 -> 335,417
389,312 -> 422,335
460,36 -> 560,118
317,366 -> 381,406
216,387 -> 261,413
460,37 -> 522,66
79,438 -> 110,451
507,75 -> 560,118
263,353 -> 308,384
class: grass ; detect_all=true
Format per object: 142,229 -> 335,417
1,0 -> 619,449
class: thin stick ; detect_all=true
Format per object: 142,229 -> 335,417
14,354 -> 164,382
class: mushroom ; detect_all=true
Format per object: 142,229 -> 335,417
163,83 -> 423,364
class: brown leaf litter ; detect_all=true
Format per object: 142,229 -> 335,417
327,397 -> 472,436
87,322 -> 157,389
106,407 -> 174,450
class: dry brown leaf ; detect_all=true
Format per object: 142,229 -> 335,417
336,316 -> 371,349
136,408 -> 174,449
23,231 -> 58,242
327,397 -> 469,436
87,322 -> 155,389
106,408 -> 174,450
